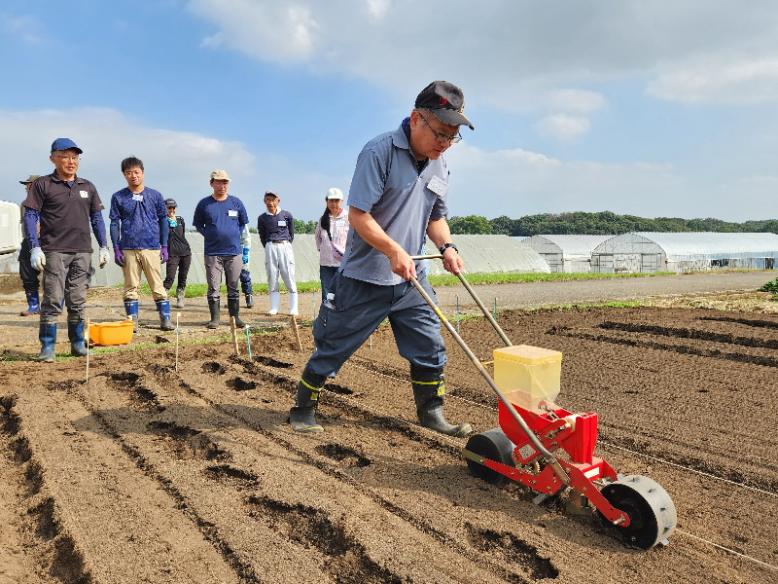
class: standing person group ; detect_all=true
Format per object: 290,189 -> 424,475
289,80 -> 473,438
193,170 -> 250,329
18,175 -> 42,317
109,156 -> 173,332
162,198 -> 192,309
257,191 -> 298,316
23,138 -> 110,362
315,187 -> 349,303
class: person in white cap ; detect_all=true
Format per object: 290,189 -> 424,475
314,187 -> 350,302
257,191 -> 298,315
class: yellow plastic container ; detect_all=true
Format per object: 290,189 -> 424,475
88,320 -> 134,346
493,345 -> 563,411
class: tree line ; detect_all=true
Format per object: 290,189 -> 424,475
447,212 -> 778,236
239,212 -> 778,236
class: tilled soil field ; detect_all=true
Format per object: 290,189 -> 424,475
1,306 -> 777,583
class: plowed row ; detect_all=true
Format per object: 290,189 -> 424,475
1,306 -> 776,583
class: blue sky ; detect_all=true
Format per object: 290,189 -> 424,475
2,0 -> 778,223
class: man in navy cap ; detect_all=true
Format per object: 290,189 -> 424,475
23,138 -> 110,362
289,80 -> 474,436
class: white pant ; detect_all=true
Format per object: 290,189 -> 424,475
265,241 -> 297,293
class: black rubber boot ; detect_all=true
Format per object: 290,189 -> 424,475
290,370 -> 326,433
67,319 -> 88,357
227,298 -> 246,328
411,366 -> 472,437
207,298 -> 220,329
245,293 -> 254,309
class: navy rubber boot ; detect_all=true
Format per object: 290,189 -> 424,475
67,320 -> 88,357
124,300 -> 140,332
20,290 -> 40,316
156,300 -> 175,331
38,322 -> 57,362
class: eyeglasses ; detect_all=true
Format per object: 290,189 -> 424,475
54,154 -> 80,162
418,112 -> 462,144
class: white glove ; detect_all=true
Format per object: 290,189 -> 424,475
98,246 -> 110,269
30,247 -> 46,271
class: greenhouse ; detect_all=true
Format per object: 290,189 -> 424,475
591,232 -> 778,273
520,234 -> 612,273
88,233 -> 550,287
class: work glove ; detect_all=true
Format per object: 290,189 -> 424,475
98,247 -> 110,269
113,244 -> 125,267
242,247 -> 250,265
30,247 -> 46,271
160,245 -> 169,264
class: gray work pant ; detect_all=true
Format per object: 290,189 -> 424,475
306,272 -> 446,379
40,251 -> 92,323
204,254 -> 242,301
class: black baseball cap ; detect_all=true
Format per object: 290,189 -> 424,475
415,81 -> 474,130
165,198 -> 177,208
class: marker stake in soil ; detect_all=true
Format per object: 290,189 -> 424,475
175,312 -> 180,373
85,318 -> 90,383
244,325 -> 253,361
291,315 -> 303,352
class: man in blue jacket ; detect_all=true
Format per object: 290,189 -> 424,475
193,169 -> 249,329
23,138 -> 110,362
109,156 -> 173,331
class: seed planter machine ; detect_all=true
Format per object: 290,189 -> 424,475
410,255 -> 677,549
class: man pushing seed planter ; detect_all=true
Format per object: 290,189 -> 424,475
290,80 -> 474,436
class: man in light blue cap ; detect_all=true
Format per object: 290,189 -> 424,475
23,138 -> 110,362
289,80 -> 474,436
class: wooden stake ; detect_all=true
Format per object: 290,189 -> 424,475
291,315 -> 303,352
175,312 -> 180,373
230,316 -> 240,356
85,318 -> 90,383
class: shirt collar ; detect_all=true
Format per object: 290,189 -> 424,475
391,119 -> 411,150
50,171 -> 83,184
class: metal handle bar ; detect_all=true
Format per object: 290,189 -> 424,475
410,254 -> 511,346
407,264 -> 570,485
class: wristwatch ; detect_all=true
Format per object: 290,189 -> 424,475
438,242 -> 458,254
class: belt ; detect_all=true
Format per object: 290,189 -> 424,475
270,240 -> 289,244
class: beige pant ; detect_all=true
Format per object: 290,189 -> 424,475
123,249 -> 167,301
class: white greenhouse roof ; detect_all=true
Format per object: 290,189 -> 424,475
594,232 -> 778,259
525,234 -> 613,256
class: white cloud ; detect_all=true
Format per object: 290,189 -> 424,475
2,14 -> 43,45
536,114 -> 592,142
648,57 -> 778,105
187,1 -> 778,108
190,0 -> 318,62
444,143 -> 699,218
0,108 -> 347,221
547,89 -> 606,114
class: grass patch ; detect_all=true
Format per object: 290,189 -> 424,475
759,277 -> 778,299
427,270 -> 675,287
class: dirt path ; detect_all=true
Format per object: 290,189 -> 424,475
1,306 -> 776,582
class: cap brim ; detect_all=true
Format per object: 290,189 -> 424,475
430,108 -> 474,130
19,181 -> 30,185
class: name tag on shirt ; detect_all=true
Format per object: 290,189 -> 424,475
132,194 -> 144,202
278,220 -> 287,227
80,190 -> 89,199
427,175 -> 448,198
228,210 -> 238,217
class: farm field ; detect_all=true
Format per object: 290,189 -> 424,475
1,305 -> 777,583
